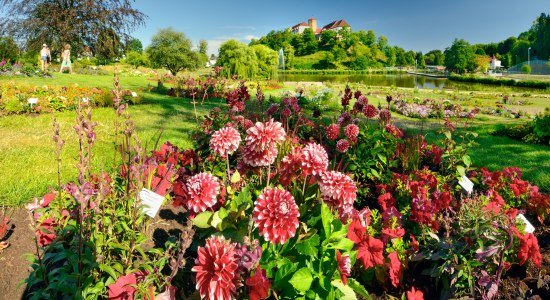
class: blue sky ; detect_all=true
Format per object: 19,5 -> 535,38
133,0 -> 549,55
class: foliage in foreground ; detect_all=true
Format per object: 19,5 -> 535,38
24,79 -> 549,299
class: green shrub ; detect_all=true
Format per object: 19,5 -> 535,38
3,97 -> 24,114
533,114 -> 550,142
521,64 -> 532,74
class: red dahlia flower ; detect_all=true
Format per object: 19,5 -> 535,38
107,271 -> 146,300
347,219 -> 384,270
344,124 -> 359,140
245,119 -> 286,152
253,188 -> 300,244
210,126 -> 241,157
319,171 -> 357,209
336,139 -> 350,153
36,217 -> 56,247
186,173 -> 220,213
337,251 -> 351,285
278,147 -> 304,186
192,236 -> 240,300
246,268 -> 271,300
301,143 -> 329,176
326,123 -> 341,141
379,109 -> 391,124
363,104 -> 378,118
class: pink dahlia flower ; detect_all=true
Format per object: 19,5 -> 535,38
319,171 -> 357,208
301,143 -> 328,176
253,188 -> 300,244
344,124 -> 359,140
363,104 -> 378,118
245,119 -> 286,152
192,236 -> 240,300
186,173 -> 220,213
242,145 -> 278,167
210,126 -> 241,157
336,139 -> 349,153
326,123 -> 341,141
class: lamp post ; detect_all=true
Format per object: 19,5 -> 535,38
528,47 -> 531,67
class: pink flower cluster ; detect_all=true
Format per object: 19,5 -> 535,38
243,120 -> 286,167
210,126 -> 241,157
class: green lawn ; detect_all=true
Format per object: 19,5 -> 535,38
0,73 -> 548,206
0,73 -> 223,206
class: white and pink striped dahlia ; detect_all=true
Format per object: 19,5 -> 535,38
242,145 -> 278,167
301,143 -> 329,176
319,171 -> 357,208
186,173 -> 220,213
192,236 -> 240,300
253,188 -> 300,244
210,126 -> 241,157
344,124 -> 359,140
245,119 -> 286,152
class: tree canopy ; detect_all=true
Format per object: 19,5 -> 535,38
444,39 -> 475,73
217,40 -> 258,79
0,0 -> 145,57
146,28 -> 202,75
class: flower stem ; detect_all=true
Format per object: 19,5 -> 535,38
266,164 -> 271,187
302,175 -> 308,196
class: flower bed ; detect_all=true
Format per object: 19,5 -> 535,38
0,82 -> 141,115
24,77 -> 549,299
390,98 -> 478,120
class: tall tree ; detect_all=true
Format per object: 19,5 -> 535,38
444,39 -> 475,73
146,28 -> 202,75
299,28 -> 318,56
217,40 -> 258,79
0,0 -> 145,56
198,40 -> 208,55
126,38 -> 143,53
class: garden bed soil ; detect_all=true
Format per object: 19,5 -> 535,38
1,205 -> 549,299
0,209 -> 34,300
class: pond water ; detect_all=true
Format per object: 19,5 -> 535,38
276,73 -> 537,91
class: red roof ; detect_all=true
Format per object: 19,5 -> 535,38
322,19 -> 350,30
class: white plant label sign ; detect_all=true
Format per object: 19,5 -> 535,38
27,98 -> 38,105
139,188 -> 164,218
131,92 -> 138,98
516,213 -> 535,233
458,175 -> 474,194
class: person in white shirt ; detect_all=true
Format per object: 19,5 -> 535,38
40,44 -> 50,72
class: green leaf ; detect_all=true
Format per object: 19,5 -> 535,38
296,234 -> 320,257
444,131 -> 452,140
275,259 -> 297,283
289,267 -> 313,293
321,202 -> 333,239
347,278 -> 371,299
331,238 -> 354,251
99,264 -> 118,280
230,170 -> 241,183
457,165 -> 466,177
192,211 -> 213,228
462,155 -> 472,168
331,280 -> 357,300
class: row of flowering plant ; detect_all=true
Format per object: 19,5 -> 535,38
0,82 -> 142,115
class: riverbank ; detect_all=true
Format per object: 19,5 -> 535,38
278,69 -> 406,75
449,74 -> 550,89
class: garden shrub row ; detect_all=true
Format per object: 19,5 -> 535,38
492,114 -> 550,145
449,74 -> 550,89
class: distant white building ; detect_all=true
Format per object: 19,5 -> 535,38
206,59 -> 217,68
489,56 -> 501,70
290,18 -> 351,37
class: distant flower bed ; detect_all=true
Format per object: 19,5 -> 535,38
391,98 -> 478,119
0,82 -> 142,115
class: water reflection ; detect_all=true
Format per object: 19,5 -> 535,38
276,73 -> 536,91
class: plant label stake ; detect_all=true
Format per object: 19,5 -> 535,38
27,97 -> 38,108
139,188 -> 164,218
516,214 -> 535,233
458,175 -> 474,194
